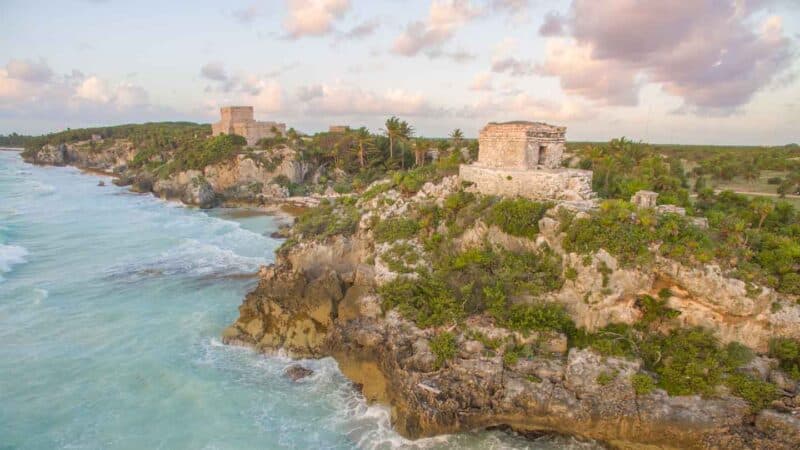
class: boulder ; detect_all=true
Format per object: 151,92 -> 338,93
284,364 -> 314,381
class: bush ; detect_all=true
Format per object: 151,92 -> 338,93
631,373 -> 656,395
373,217 -> 420,242
769,338 -> 800,379
294,200 -> 360,239
429,332 -> 458,369
487,198 -> 552,239
380,242 -> 420,273
505,302 -> 576,336
727,373 -> 779,411
378,273 -> 463,327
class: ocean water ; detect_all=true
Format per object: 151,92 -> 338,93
0,150 -> 599,450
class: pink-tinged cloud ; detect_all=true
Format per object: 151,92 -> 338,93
392,0 -> 481,56
296,82 -> 440,116
284,0 -> 350,39
539,0 -> 794,111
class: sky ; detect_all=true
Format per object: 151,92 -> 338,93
1,0 -> 799,144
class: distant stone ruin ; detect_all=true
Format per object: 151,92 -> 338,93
329,125 -> 350,133
459,121 -> 594,203
212,106 -> 286,146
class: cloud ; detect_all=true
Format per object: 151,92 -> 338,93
0,60 -> 158,127
538,0 -> 795,111
392,0 -> 481,56
284,0 -> 351,39
538,12 -> 563,36
296,84 -> 323,101
490,0 -> 529,13
456,91 -> 594,122
490,37 -> 533,76
340,18 -> 379,40
232,4 -> 261,23
200,62 -> 228,82
5,59 -> 53,83
491,57 -> 534,76
469,72 -> 493,91
295,82 -> 440,116
425,48 -> 477,62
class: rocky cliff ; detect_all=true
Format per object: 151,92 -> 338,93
224,176 -> 800,449
23,139 -> 307,209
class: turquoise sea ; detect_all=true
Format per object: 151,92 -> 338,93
0,150 -> 598,449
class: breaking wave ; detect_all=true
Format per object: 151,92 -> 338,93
0,243 -> 28,281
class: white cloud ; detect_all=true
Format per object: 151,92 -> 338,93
284,0 -> 351,38
392,0 -> 481,56
296,82 -> 439,116
5,59 -> 53,83
469,72 -> 493,91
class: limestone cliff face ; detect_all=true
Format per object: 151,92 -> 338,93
224,176 -> 800,448
23,140 -> 305,209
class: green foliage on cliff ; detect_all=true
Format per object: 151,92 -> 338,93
769,338 -> 800,379
563,200 -> 715,267
378,272 -> 463,327
429,332 -> 458,369
25,122 -> 210,158
0,132 -> 33,147
631,374 -> 656,395
293,198 -> 360,239
374,217 -> 421,242
486,198 -> 553,239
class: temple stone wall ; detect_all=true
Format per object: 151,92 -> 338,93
460,120 -> 594,202
460,165 -> 594,202
478,121 -> 566,170
212,106 -> 286,146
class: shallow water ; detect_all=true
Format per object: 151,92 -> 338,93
0,151 -> 600,449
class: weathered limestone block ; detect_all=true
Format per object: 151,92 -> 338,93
460,165 -> 594,201
631,190 -> 659,208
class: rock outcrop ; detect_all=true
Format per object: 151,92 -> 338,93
223,176 -> 800,448
23,139 -> 308,209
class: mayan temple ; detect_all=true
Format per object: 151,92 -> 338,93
211,106 -> 286,146
459,121 -> 595,203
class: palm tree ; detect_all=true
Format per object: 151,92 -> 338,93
413,138 -> 428,167
398,120 -> 414,169
449,128 -> 464,149
353,127 -> 374,168
383,116 -> 401,161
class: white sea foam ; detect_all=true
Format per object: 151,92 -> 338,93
0,243 -> 28,281
32,288 -> 48,305
106,239 -> 267,281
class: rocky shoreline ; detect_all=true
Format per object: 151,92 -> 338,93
21,140 -> 323,211
222,176 -> 800,449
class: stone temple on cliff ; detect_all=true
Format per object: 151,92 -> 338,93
211,106 -> 286,146
459,121 -> 595,203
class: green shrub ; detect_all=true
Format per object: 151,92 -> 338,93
381,243 -> 420,273
378,272 -> 463,327
769,338 -> 800,379
429,332 -> 457,369
726,373 -> 779,411
361,181 -> 393,202
596,370 -> 617,386
373,217 -> 420,242
487,198 -> 552,239
505,302 -> 576,336
294,200 -> 360,239
631,373 -> 656,395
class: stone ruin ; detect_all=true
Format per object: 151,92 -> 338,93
212,106 -> 286,146
631,190 -> 708,228
459,121 -> 594,203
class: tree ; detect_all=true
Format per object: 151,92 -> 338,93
413,138 -> 428,167
383,116 -> 401,161
751,198 -> 775,230
397,120 -> 415,169
353,127 -> 375,168
450,128 -> 464,149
